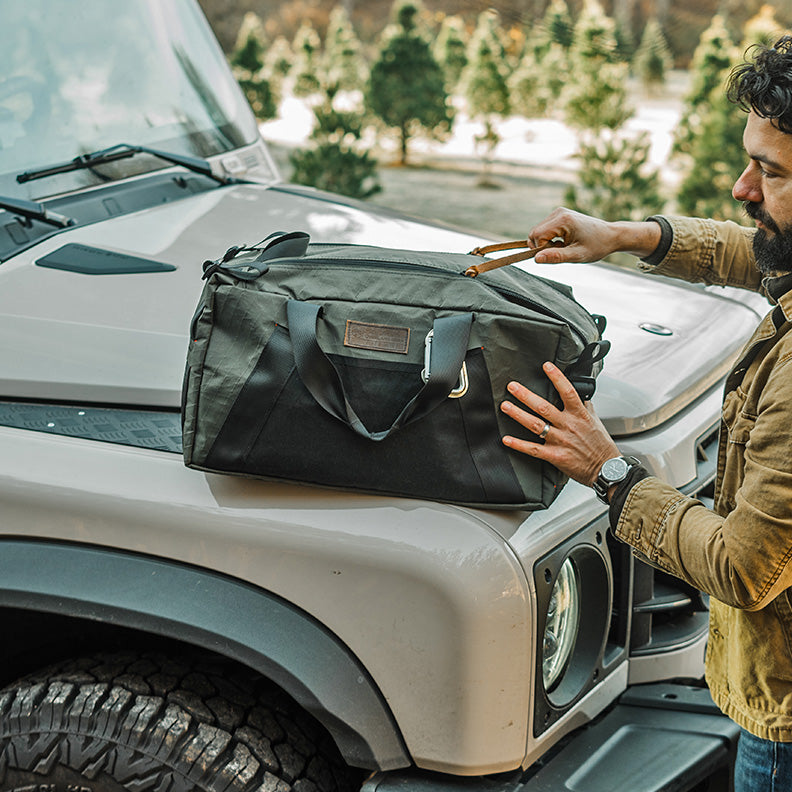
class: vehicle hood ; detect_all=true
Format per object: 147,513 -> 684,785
0,182 -> 763,435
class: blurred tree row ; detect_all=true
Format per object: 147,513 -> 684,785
200,0 -> 788,70
225,0 -> 788,222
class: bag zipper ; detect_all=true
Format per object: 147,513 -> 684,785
261,257 -> 594,345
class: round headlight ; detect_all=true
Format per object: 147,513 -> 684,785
542,557 -> 581,691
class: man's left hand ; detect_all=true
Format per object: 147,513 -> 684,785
500,361 -> 620,487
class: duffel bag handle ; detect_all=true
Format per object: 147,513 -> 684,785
465,239 -> 564,277
203,231 -> 310,281
287,300 -> 473,442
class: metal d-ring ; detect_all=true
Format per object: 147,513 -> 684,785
421,329 -> 469,399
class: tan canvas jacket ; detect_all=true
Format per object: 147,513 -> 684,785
615,215 -> 792,741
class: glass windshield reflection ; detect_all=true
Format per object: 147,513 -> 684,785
0,0 -> 258,198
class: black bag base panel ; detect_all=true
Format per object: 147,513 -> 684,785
36,243 -> 177,275
201,337 -> 561,510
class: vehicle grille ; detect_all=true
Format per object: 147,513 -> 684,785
609,423 -> 719,658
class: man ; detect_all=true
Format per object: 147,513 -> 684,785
501,38 -> 792,791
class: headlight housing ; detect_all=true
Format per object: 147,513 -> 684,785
533,520 -> 614,735
542,558 -> 580,691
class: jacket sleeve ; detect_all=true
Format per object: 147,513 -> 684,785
613,354 -> 792,611
640,216 -> 763,293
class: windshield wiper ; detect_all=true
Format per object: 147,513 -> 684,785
16,143 -> 236,186
0,196 -> 75,228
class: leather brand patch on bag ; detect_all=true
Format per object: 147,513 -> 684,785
344,320 -> 410,354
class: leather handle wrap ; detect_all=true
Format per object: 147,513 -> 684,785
465,240 -> 562,277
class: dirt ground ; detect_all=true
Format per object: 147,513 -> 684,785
370,160 -> 571,239
268,143 -> 569,239
263,72 -> 690,239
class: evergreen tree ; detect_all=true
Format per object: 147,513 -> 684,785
231,12 -> 267,73
613,17 -> 635,63
672,15 -> 746,220
461,11 -> 511,167
562,0 -> 661,223
433,15 -> 469,91
509,19 -> 570,119
634,18 -> 673,93
540,43 -> 573,105
323,6 -> 367,94
563,0 -> 631,132
291,21 -> 323,98
230,12 -> 277,121
290,101 -> 381,200
509,46 -> 549,119
672,15 -> 736,158
570,0 -> 620,62
563,60 -> 631,131
565,132 -> 662,221
365,0 -> 452,165
675,88 -> 745,221
742,5 -> 784,49
265,36 -> 294,82
461,10 -> 512,183
543,0 -> 574,50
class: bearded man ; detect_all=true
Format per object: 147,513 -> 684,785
501,38 -> 792,791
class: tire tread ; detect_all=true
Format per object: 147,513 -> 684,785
0,652 -> 356,792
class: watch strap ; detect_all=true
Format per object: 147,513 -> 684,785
593,456 -> 641,503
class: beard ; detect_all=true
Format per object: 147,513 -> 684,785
744,201 -> 792,274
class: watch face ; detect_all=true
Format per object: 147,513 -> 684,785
602,457 -> 629,481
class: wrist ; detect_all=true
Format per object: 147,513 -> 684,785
611,220 -> 663,259
593,455 -> 641,503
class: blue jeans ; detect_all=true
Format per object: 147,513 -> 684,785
735,729 -> 792,791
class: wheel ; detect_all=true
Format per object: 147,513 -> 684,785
0,652 -> 359,792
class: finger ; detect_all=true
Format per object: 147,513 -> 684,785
504,380 -> 565,424
502,435 -> 551,458
541,362 -> 587,413
534,244 -> 583,264
500,399 -> 554,437
527,208 -> 568,248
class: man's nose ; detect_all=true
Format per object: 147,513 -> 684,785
733,162 -> 762,203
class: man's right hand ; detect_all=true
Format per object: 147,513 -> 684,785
527,207 -> 663,265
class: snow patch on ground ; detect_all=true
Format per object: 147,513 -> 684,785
260,73 -> 687,179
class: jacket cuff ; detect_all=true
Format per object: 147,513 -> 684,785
608,465 -> 650,530
640,216 -> 673,267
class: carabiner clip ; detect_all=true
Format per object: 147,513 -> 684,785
420,330 -> 469,399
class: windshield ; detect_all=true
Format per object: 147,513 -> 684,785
0,0 -> 259,199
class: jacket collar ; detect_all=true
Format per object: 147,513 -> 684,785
762,272 -> 792,322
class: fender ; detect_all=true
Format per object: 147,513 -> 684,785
0,539 -> 410,771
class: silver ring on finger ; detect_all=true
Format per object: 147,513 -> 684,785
538,422 -> 551,440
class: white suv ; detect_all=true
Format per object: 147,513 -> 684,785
0,2 -> 764,790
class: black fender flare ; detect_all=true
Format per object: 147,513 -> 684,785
0,539 -> 409,771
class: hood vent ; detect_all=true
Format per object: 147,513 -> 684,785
36,243 -> 177,275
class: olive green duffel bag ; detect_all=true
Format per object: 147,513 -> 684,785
182,232 -> 609,509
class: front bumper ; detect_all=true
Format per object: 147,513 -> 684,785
364,683 -> 739,792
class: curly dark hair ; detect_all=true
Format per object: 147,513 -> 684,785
727,35 -> 792,134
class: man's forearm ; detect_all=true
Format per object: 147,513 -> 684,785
610,219 -> 664,259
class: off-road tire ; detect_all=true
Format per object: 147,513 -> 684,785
0,651 -> 359,792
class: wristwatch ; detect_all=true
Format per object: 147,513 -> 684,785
593,456 -> 641,503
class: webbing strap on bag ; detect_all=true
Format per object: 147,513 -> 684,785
287,300 -> 473,441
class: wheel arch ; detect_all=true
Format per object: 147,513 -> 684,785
0,539 -> 410,772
